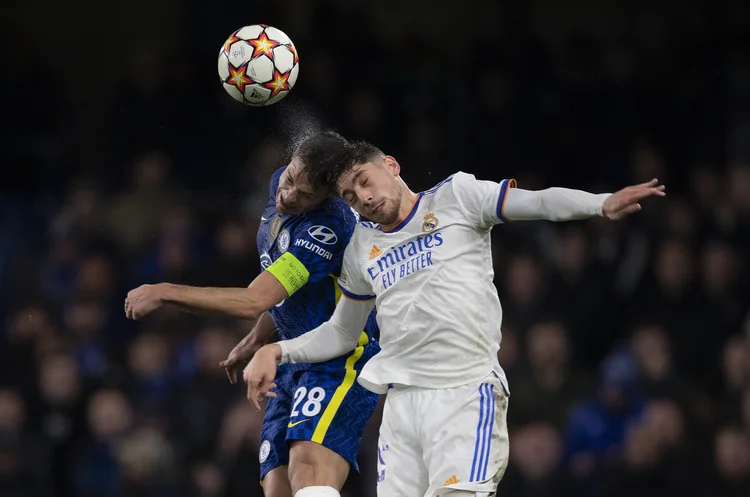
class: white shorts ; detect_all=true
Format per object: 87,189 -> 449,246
376,373 -> 510,497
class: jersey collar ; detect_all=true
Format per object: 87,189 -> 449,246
381,193 -> 423,233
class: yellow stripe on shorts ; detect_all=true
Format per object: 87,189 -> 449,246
311,331 -> 369,444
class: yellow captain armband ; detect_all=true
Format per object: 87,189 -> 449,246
266,252 -> 310,296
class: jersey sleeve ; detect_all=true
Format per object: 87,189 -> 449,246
337,238 -> 375,301
266,213 -> 352,297
450,171 -> 517,230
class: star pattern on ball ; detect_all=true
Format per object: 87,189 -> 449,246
222,31 -> 241,54
288,44 -> 299,65
227,64 -> 252,95
264,70 -> 291,97
249,33 -> 280,59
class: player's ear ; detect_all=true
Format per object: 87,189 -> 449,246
384,156 -> 400,177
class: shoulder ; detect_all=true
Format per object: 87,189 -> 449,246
423,173 -> 460,196
418,173 -> 466,209
422,172 -> 485,201
289,198 -> 357,242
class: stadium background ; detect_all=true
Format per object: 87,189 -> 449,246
2,0 -> 750,496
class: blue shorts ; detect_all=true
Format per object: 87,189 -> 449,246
259,339 -> 379,481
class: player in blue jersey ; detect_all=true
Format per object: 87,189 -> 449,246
124,131 -> 380,497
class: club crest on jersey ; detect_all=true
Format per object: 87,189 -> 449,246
260,253 -> 272,269
278,229 -> 290,252
422,212 -> 439,232
259,440 -> 271,463
269,216 -> 282,241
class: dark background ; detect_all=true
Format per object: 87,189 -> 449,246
2,0 -> 750,496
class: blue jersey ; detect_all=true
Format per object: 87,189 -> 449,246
256,167 -> 380,480
256,166 -> 378,355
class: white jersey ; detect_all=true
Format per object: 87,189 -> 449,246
337,172 -> 514,394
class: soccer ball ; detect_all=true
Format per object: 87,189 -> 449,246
218,25 -> 299,106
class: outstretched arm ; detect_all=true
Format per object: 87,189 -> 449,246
242,296 -> 374,410
503,178 -> 666,223
125,270 -> 289,321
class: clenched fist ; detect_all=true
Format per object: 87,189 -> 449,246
125,284 -> 166,320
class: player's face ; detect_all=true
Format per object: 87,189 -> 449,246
337,156 -> 403,226
276,157 -> 330,215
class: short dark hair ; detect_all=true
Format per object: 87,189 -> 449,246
324,140 -> 385,190
292,130 -> 352,190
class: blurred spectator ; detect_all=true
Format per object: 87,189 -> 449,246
602,399 -> 696,497
125,332 -> 173,415
190,461 -> 225,497
176,327 -> 237,454
502,423 -> 569,497
197,216 -> 260,288
501,253 -> 553,333
0,389 -> 51,497
34,353 -> 86,497
708,427 -> 750,497
699,239 -> 744,333
217,400 -> 264,496
106,151 -> 183,254
509,321 -> 592,430
115,426 -> 179,497
563,349 -> 644,482
548,225 -> 612,365
630,325 -> 684,400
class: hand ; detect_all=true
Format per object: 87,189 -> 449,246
243,344 -> 281,411
124,284 -> 166,320
602,178 -> 666,220
220,336 -> 263,384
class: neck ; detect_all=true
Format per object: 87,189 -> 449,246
381,187 -> 418,231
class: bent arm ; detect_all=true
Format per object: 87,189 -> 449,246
278,296 -> 375,364
243,311 -> 277,346
502,187 -> 612,222
162,271 -> 288,320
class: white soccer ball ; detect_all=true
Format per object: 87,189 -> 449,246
217,25 -> 299,106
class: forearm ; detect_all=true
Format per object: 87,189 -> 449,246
246,311 -> 277,346
504,187 -> 612,222
278,322 -> 359,364
278,297 -> 374,364
162,284 -> 261,320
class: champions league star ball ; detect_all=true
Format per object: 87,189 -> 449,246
218,25 -> 299,106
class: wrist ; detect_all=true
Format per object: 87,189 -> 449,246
245,333 -> 264,349
265,343 -> 283,364
158,283 -> 177,303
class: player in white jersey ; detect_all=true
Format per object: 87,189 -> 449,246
242,141 -> 666,497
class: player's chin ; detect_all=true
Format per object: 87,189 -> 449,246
276,201 -> 298,215
373,212 -> 399,226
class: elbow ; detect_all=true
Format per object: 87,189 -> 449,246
239,291 -> 265,321
241,303 -> 263,321
333,323 -> 362,351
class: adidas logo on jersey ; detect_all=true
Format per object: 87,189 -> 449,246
443,475 -> 459,486
369,245 -> 383,260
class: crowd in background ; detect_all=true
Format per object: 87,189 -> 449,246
2,1 -> 750,496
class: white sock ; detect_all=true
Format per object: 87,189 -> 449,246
294,487 -> 340,497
